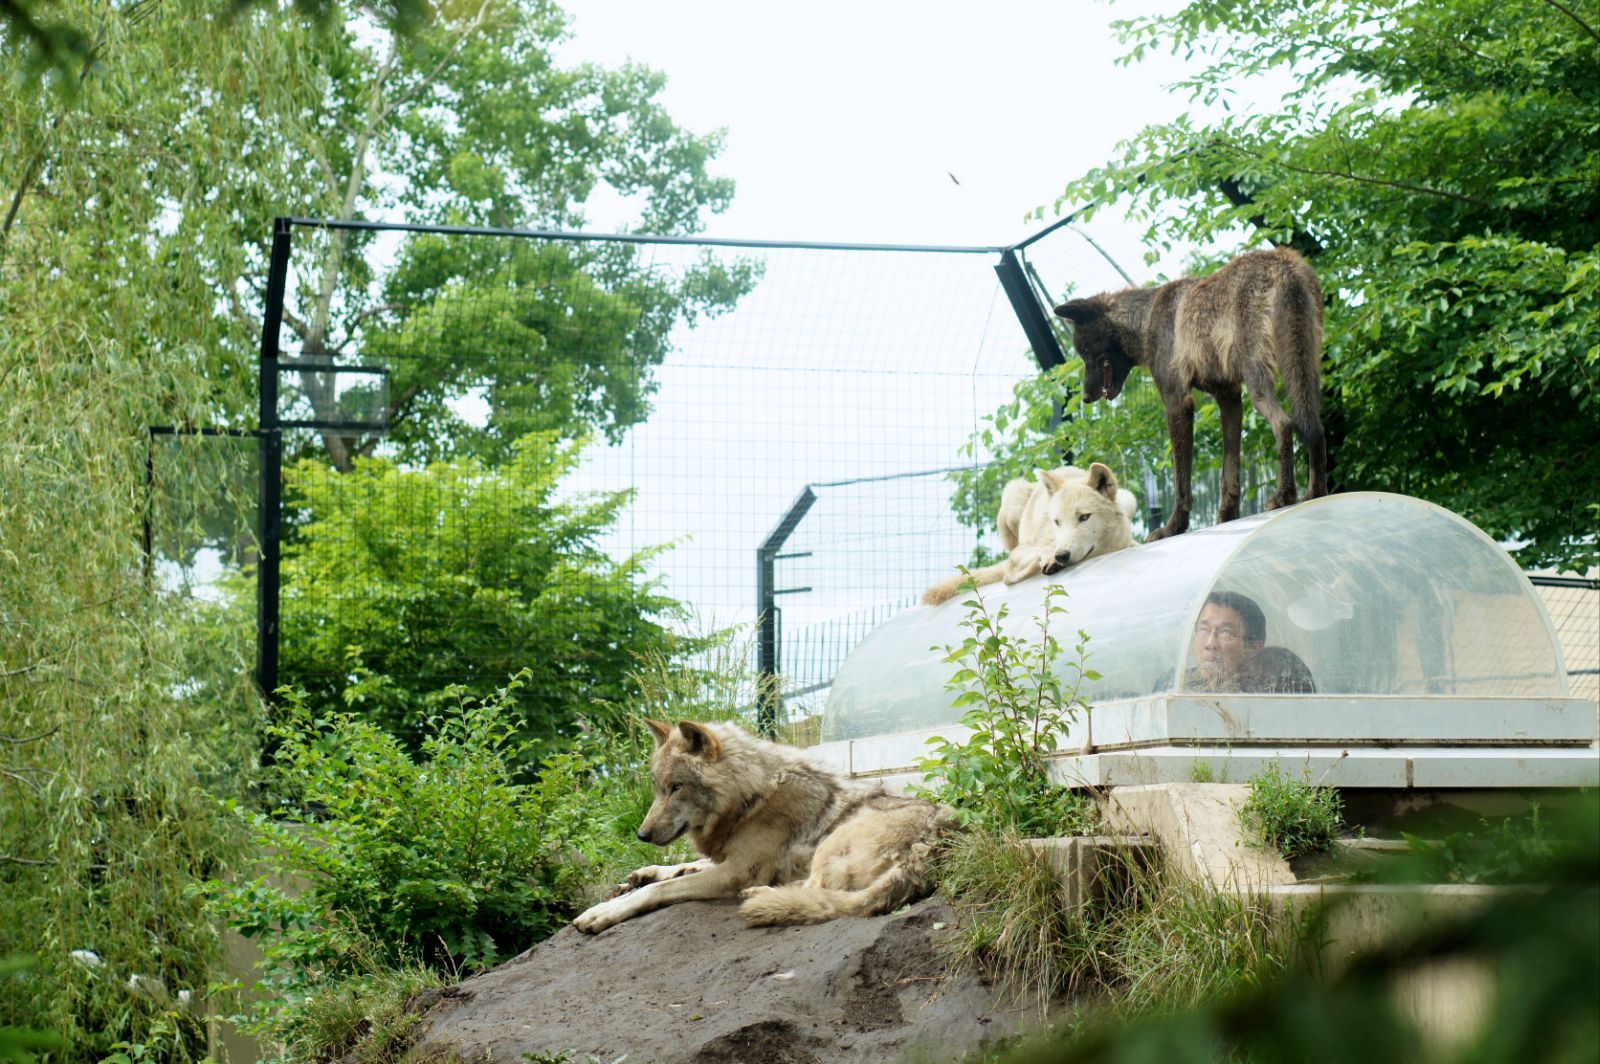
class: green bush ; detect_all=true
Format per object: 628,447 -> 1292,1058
206,676 -> 593,979
278,432 -> 688,752
913,582 -> 1099,836
1239,764 -> 1344,860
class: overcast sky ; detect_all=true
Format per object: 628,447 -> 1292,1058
556,0 -> 1204,250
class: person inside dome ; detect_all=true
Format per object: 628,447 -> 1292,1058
1186,590 -> 1315,694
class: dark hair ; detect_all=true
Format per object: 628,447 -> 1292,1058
1205,591 -> 1266,644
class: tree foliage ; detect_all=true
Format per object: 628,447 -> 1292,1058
0,1 -> 739,1055
1036,0 -> 1598,570
278,433 -> 686,749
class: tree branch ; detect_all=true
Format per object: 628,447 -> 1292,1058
1216,176 -> 1326,257
1224,143 -> 1491,209
0,726 -> 59,743
1539,0 -> 1600,45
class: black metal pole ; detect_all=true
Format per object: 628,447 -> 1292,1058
756,487 -> 817,736
257,218 -> 293,702
995,247 -> 1067,372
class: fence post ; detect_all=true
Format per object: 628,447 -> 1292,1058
995,247 -> 1067,373
756,487 -> 817,736
257,218 -> 293,702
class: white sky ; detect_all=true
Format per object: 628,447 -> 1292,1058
556,0 -> 1202,248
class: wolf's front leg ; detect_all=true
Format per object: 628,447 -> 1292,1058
1001,547 -> 1048,586
626,858 -> 713,890
574,859 -> 751,934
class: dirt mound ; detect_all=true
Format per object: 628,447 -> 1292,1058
407,897 -> 1041,1063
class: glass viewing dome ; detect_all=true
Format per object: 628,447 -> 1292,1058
822,493 -> 1571,743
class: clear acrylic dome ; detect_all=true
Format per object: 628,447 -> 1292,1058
821,492 -> 1569,742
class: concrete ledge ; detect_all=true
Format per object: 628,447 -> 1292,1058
1101,782 -> 1296,892
1027,836 -> 1157,908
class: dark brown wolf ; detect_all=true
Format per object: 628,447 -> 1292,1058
1053,247 -> 1327,540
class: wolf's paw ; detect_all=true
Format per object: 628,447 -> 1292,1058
626,865 -> 667,890
574,898 -> 627,934
739,885 -> 775,901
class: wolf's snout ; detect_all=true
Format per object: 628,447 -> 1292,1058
636,827 -> 652,842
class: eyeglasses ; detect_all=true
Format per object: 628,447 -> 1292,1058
1194,623 -> 1244,643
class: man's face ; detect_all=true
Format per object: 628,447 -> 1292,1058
1193,603 -> 1259,675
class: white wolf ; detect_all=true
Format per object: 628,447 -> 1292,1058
922,463 -> 1138,606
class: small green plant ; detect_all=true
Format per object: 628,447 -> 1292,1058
1401,805 -> 1562,885
912,581 -> 1099,836
1239,762 -> 1344,860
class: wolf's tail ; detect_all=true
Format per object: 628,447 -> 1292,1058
1278,258 -> 1328,496
740,864 -> 930,927
922,561 -> 1007,606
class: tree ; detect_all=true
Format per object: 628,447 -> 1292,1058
1029,0 -> 1598,571
0,2 -> 743,1055
277,433 -> 687,750
257,0 -> 757,470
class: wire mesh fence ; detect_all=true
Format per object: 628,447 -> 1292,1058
1529,576 -> 1600,704
254,218 -> 1132,732
137,215 -> 1595,732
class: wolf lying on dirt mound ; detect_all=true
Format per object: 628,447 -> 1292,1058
1054,247 -> 1327,541
573,719 -> 952,933
922,463 -> 1137,606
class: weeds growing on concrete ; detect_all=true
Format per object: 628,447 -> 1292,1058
1239,762 -> 1344,860
912,582 -> 1100,836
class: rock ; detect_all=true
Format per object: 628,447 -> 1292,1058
407,897 -> 1039,1063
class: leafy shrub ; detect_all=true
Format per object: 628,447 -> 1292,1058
1239,763 -> 1344,860
206,675 -> 590,981
913,582 -> 1099,836
278,433 -> 688,752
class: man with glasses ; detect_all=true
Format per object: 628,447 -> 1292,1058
1188,590 -> 1315,694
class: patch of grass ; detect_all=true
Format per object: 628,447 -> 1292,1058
1239,762 -> 1344,860
257,954 -> 444,1064
937,827 -> 1296,1018
937,827 -> 1096,1007
1094,869 -> 1293,1017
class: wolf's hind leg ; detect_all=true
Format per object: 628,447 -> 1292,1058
1214,386 -> 1243,524
1245,371 -> 1298,510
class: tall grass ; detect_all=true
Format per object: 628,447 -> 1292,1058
937,827 -> 1295,1017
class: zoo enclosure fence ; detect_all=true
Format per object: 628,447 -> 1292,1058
142,215 -> 1597,726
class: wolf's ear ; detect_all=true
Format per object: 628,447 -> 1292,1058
676,721 -> 724,762
1036,468 -> 1066,493
1086,462 -> 1120,501
1054,298 -> 1100,323
644,718 -> 674,747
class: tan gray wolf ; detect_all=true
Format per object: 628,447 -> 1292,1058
572,719 -> 952,933
922,462 -> 1137,606
1053,247 -> 1327,541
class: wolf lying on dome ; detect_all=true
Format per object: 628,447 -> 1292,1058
922,463 -> 1138,606
573,719 -> 952,934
